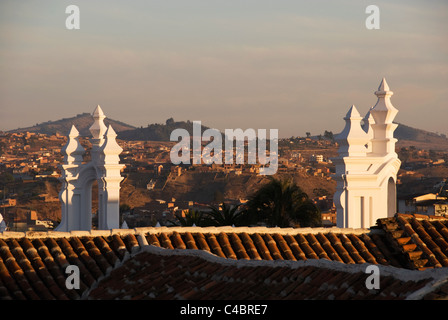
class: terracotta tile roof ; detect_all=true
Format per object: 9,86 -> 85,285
0,213 -> 448,300
86,246 -> 448,300
376,214 -> 448,270
0,231 -> 137,300
138,228 -> 399,267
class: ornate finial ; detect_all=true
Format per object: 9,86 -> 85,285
100,125 -> 123,164
62,125 -> 85,164
344,104 -> 362,120
362,107 -> 375,133
336,105 -> 369,157
371,77 -> 398,125
68,124 -> 79,137
376,77 -> 391,93
93,105 -> 105,118
89,105 -> 108,145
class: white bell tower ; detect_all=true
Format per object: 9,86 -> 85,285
333,78 -> 401,228
56,106 -> 125,231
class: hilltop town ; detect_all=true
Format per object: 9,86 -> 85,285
1,123 -> 448,231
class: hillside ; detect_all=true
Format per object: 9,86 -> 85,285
117,118 -> 215,141
7,111 -> 448,150
395,123 -> 448,151
149,171 -> 335,203
9,112 -> 135,137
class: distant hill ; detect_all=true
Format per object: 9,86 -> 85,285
395,123 -> 448,151
8,112 -> 136,137
8,112 -> 448,150
117,118 -> 215,141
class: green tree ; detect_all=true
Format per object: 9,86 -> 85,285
246,177 -> 321,227
0,172 -> 14,186
173,209 -> 206,226
324,130 -> 334,141
205,202 -> 244,226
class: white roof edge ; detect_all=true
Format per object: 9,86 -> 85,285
0,225 -> 373,239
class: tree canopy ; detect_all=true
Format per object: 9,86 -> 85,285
245,177 -> 321,227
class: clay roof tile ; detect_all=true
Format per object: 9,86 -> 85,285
251,233 -> 273,260
228,233 -> 250,260
325,233 -> 355,264
282,234 -> 307,261
306,233 -> 329,260
82,237 -> 111,274
272,233 -> 296,261
193,233 -> 211,253
182,232 -> 198,250
347,234 -> 377,264
238,232 -> 261,260
158,232 -> 174,250
217,232 -> 237,260
205,233 -> 226,258
93,236 -> 119,267
170,231 -> 186,250
146,233 -> 161,247
295,234 -> 318,260
263,233 -> 283,260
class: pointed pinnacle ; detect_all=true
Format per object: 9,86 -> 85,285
105,125 -> 117,137
377,77 -> 390,92
68,125 -> 79,137
93,105 -> 105,118
344,105 -> 362,120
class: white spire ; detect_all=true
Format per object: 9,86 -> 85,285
58,106 -> 124,232
89,105 -> 107,146
362,107 -> 375,133
62,125 -> 85,165
377,77 -> 390,92
335,105 -> 369,157
333,78 -> 401,229
93,104 -> 105,118
100,125 -> 123,164
371,77 -> 398,125
370,78 -> 399,156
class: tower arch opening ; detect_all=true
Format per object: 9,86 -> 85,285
387,176 -> 397,217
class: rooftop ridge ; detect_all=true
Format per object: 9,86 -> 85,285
2,214 -> 444,240
0,225 -> 371,239
85,240 -> 448,300
139,240 -> 448,284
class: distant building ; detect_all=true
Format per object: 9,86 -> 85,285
310,154 -> 324,163
6,210 -> 51,232
0,198 -> 16,207
321,210 -> 337,226
398,193 -> 448,217
147,179 -> 156,190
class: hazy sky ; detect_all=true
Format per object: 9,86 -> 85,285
1,0 -> 447,138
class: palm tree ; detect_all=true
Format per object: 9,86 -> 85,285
205,202 -> 244,226
172,209 -> 206,226
246,177 -> 321,227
